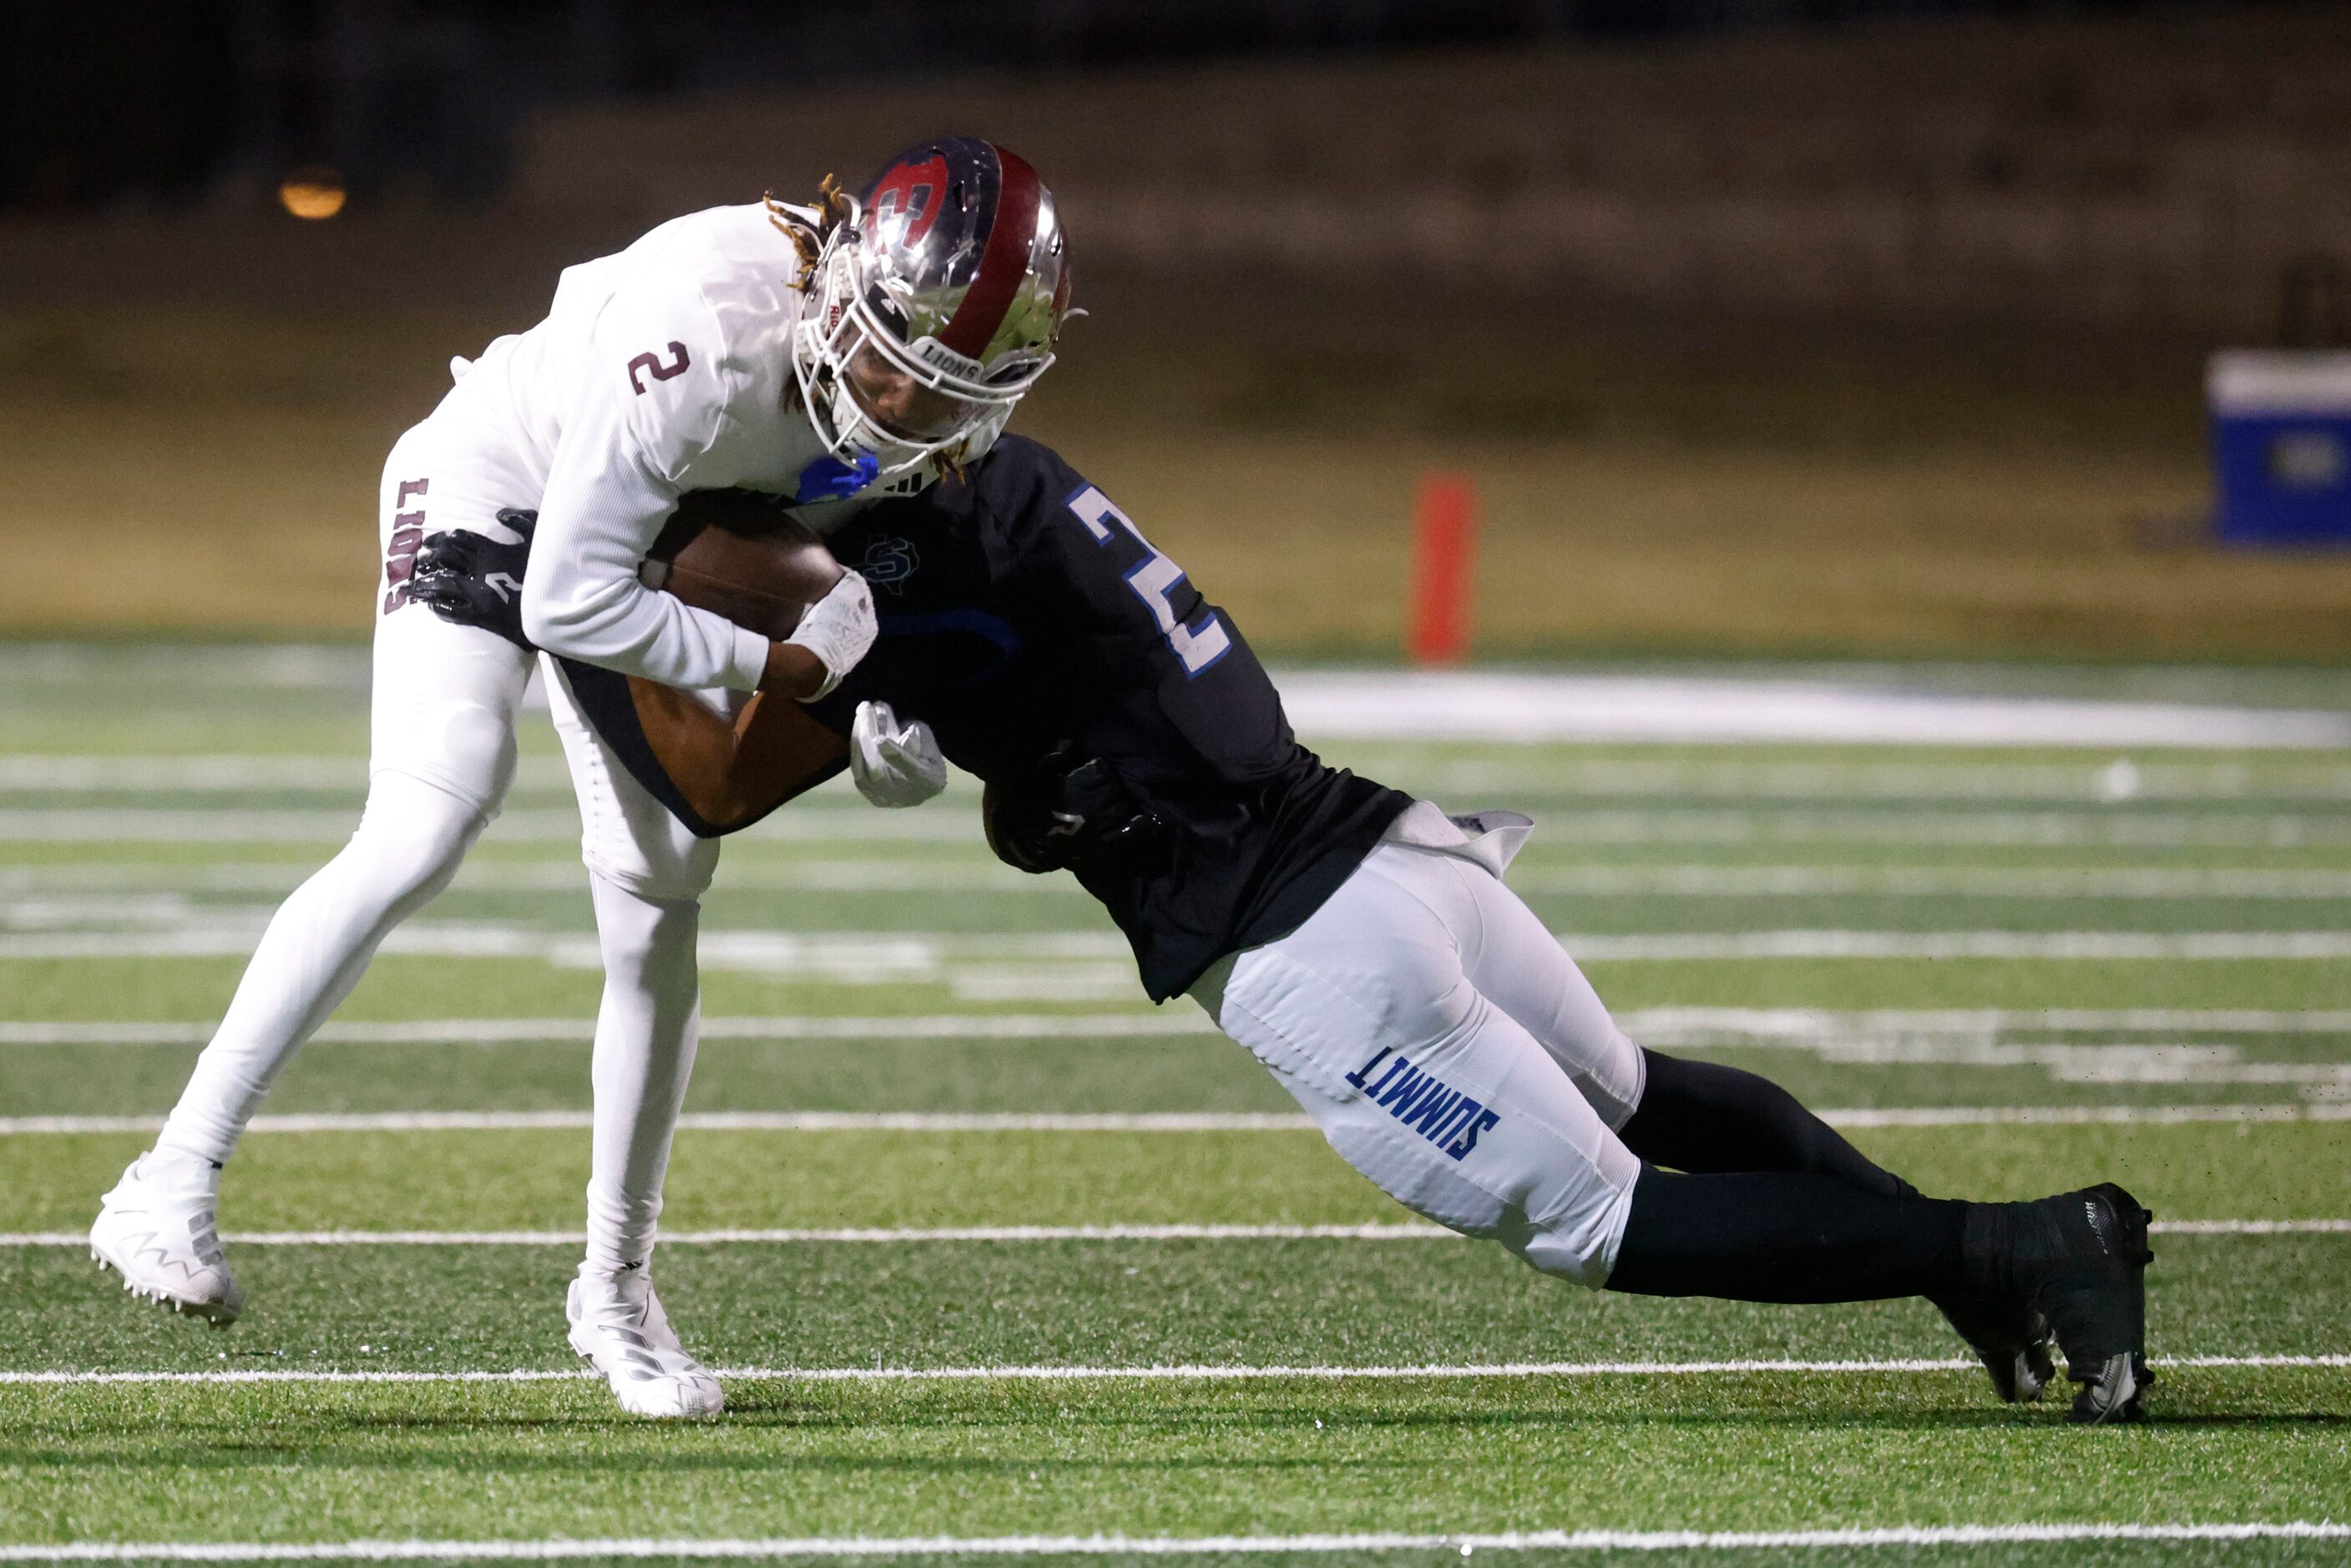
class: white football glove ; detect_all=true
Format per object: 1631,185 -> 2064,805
783,569 -> 877,702
849,701 -> 948,808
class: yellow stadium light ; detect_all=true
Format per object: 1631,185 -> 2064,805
279,166 -> 347,220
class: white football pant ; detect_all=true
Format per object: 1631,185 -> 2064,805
157,406 -> 720,1274
1191,807 -> 1647,1287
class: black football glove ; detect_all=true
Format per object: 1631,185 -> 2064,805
985,746 -> 1173,881
410,508 -> 538,650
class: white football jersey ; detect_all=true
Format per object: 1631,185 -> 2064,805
448,203 -> 832,693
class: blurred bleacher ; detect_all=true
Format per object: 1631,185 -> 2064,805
4,6 -> 2348,343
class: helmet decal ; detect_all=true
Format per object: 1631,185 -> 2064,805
791,137 -> 1072,483
868,153 -> 949,250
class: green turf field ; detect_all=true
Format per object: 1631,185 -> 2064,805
1,646 -> 2346,1565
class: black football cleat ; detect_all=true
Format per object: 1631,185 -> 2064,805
1964,1182 -> 2155,1424
2067,1184 -> 2156,1424
2071,1351 -> 2155,1425
1931,1290 -> 2055,1404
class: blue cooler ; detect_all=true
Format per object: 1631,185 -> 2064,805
2209,351 -> 2351,546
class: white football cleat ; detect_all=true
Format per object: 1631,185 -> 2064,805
566,1268 -> 726,1419
89,1149 -> 244,1326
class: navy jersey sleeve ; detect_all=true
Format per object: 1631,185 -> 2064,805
967,439 -> 1295,791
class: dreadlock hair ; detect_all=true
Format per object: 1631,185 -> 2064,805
766,174 -> 854,290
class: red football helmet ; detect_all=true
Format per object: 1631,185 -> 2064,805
792,139 -> 1074,478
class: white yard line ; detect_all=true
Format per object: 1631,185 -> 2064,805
3,1353 -> 2343,1387
0,927 -> 1148,969
9,753 -> 2351,801
1523,810 -> 2351,847
1804,1105 -> 2351,1125
0,644 -> 370,689
1416,756 -> 2351,802
0,810 -> 588,845
1512,865 -> 2351,899
1621,1005 -> 2351,1038
0,757 -> 369,792
0,1014 -> 1213,1047
0,757 -> 609,795
7,1104 -> 2348,1136
28,862 -> 2351,901
2,1523 -> 2348,1561
13,923 -> 2351,966
0,926 -> 1140,967
8,1007 -> 2345,1050
11,807 -> 2351,849
1562,930 -> 2351,960
1,1220 -> 2340,1247
1278,670 -> 2351,748
0,809 -> 973,845
16,649 -> 2351,728
0,1110 -> 1317,1135
0,1223 -> 1451,1247
2154,1218 -> 2351,1234
0,861 -> 1062,898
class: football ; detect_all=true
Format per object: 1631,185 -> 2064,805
640,488 -> 844,640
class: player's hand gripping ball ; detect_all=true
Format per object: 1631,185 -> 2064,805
643,491 -> 875,699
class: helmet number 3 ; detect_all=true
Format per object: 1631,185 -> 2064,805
1065,484 -> 1231,677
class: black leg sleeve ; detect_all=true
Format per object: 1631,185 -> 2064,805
1619,1048 -> 1916,1197
1605,1166 -> 1970,1303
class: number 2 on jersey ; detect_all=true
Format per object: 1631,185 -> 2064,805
1065,485 -> 1232,676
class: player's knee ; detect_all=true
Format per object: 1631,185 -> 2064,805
1495,1181 -> 1639,1291
587,872 -> 700,983
383,689 -> 521,812
579,825 -> 720,905
1590,1025 -> 1648,1123
1381,1110 -> 1641,1292
582,856 -> 715,906
349,771 -> 488,899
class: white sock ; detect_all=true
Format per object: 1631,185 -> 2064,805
582,873 -> 702,1276
154,772 -> 488,1168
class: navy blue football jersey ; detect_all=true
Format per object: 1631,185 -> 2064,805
808,436 -> 1409,1001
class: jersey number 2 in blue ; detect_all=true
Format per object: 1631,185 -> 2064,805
1065,484 -> 1232,676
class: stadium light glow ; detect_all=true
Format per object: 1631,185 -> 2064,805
278,166 -> 346,220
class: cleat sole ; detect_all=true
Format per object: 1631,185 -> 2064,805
89,1237 -> 242,1327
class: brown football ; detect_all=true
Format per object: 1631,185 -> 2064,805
623,487 -> 853,828
641,488 -> 844,640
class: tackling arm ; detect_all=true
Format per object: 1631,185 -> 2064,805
624,689 -> 945,823
621,681 -> 850,831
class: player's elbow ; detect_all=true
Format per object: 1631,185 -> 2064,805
518,580 -> 574,654
521,573 -> 650,663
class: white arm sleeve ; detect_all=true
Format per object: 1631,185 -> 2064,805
521,281 -> 772,692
